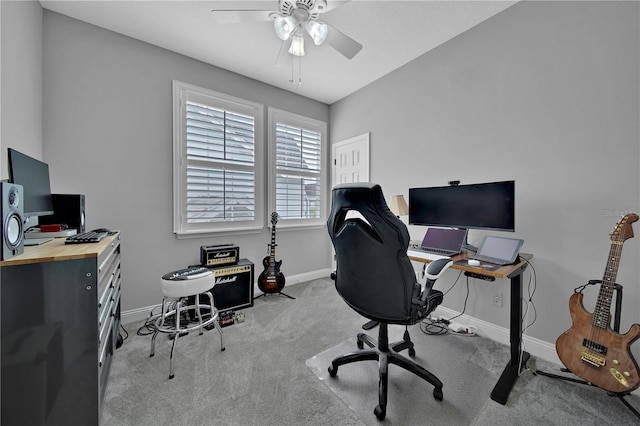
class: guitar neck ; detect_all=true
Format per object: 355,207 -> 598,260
593,241 -> 623,329
269,225 -> 277,264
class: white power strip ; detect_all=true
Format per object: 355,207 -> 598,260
436,316 -> 477,334
447,322 -> 468,333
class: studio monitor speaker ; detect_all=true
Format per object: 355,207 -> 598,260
1,182 -> 24,260
39,194 -> 85,233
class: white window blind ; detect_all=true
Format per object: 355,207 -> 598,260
275,123 -> 321,219
269,108 -> 327,226
186,104 -> 255,222
174,81 -> 264,236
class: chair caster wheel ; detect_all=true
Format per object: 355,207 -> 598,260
374,405 -> 386,420
328,365 -> 338,377
408,347 -> 416,357
433,387 -> 443,401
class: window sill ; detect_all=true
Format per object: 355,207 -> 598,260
174,227 -> 263,239
275,223 -> 327,232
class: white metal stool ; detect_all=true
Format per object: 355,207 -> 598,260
150,266 -> 225,379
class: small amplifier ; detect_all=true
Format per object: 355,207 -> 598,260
200,244 -> 239,267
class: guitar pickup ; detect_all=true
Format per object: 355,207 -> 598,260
582,338 -> 607,355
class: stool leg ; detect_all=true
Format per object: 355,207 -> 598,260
169,299 -> 182,379
195,294 -> 204,336
150,297 -> 167,357
205,291 -> 225,351
150,330 -> 158,357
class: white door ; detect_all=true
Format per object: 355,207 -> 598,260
330,133 -> 370,269
332,133 -> 370,186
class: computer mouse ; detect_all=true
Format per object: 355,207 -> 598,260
92,228 -> 111,233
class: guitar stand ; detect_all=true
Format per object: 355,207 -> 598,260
254,291 -> 295,300
535,282 -> 639,420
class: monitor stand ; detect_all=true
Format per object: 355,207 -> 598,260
25,229 -> 77,239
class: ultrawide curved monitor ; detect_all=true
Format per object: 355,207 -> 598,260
408,180 -> 515,232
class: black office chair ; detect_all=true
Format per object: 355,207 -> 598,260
326,182 -> 451,420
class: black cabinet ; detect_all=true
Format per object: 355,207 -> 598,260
0,234 -> 121,425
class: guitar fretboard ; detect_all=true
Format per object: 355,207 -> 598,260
592,241 -> 623,329
269,225 -> 277,266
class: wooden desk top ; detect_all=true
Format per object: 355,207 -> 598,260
0,232 -> 121,267
408,251 -> 533,279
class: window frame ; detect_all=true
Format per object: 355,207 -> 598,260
173,80 -> 265,237
268,107 -> 328,230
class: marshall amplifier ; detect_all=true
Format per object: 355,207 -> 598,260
211,259 -> 253,312
189,259 -> 254,314
200,244 -> 239,267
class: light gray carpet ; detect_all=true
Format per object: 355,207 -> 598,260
102,277 -> 640,425
306,328 -> 494,425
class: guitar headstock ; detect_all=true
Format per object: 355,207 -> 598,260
610,213 -> 639,243
270,212 -> 279,226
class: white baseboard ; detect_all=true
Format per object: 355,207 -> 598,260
432,306 -> 562,366
120,268 -> 333,325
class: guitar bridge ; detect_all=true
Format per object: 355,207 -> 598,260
581,349 -> 606,367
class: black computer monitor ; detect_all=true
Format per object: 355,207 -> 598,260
408,180 -> 515,232
8,148 -> 54,217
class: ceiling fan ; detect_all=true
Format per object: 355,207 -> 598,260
211,0 -> 363,60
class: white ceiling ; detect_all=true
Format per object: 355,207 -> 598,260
40,0 -> 518,104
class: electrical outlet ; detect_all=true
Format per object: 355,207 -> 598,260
491,292 -> 503,307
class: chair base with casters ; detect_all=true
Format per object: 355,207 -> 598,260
328,322 -> 443,420
150,267 -> 225,379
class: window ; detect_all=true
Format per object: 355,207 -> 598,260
173,81 -> 264,236
269,108 -> 327,228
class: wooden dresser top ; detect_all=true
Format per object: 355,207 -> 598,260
0,232 -> 120,267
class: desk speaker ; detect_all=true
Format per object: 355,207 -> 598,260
39,194 -> 85,233
1,182 -> 24,260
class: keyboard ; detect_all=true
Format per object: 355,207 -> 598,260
471,255 -> 510,266
407,248 -> 451,262
65,230 -> 108,244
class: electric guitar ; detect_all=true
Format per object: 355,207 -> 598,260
258,212 -> 286,294
556,213 -> 640,394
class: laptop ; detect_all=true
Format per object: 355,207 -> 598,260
418,227 -> 467,256
471,236 -> 524,265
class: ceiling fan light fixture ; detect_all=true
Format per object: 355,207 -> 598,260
288,34 -> 306,56
273,15 -> 296,40
305,20 -> 328,45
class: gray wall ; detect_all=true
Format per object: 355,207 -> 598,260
330,0 -> 640,353
40,11 -> 332,314
0,0 -> 43,178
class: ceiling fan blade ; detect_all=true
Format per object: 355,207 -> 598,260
325,24 -> 362,59
211,10 -> 274,24
318,0 -> 352,13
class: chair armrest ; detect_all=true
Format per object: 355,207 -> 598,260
425,259 -> 453,280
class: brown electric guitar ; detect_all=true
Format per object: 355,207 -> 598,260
258,212 -> 286,294
556,213 -> 640,394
